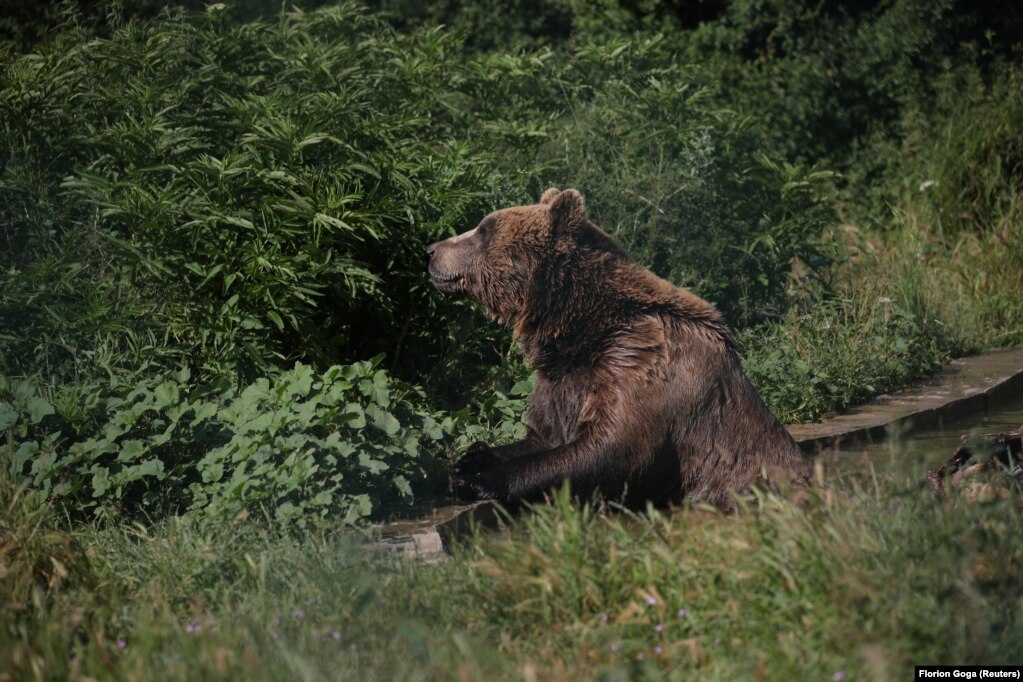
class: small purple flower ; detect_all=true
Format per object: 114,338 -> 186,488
713,637 -> 721,646
645,596 -> 657,606
636,652 -> 645,661
271,631 -> 279,639
116,639 -> 127,650
654,624 -> 663,634
293,609 -> 305,619
599,612 -> 608,623
185,621 -> 202,634
832,672 -> 847,682
273,617 -> 281,626
610,643 -> 619,652
331,631 -> 341,641
677,608 -> 688,619
654,646 -> 663,655
349,643 -> 357,652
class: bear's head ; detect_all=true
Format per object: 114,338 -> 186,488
426,188 -> 598,324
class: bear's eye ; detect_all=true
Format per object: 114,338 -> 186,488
477,217 -> 497,239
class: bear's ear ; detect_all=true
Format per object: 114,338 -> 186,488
548,188 -> 586,232
539,187 -> 561,205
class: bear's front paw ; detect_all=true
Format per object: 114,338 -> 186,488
455,442 -> 500,477
454,473 -> 501,502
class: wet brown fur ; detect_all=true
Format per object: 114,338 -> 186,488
427,188 -> 811,509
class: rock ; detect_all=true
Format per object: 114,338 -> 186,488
927,424 -> 1023,504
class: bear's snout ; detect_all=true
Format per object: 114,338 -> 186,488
427,237 -> 469,293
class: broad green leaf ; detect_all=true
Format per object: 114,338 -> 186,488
0,401 -> 17,432
13,440 -> 39,470
290,363 -> 314,398
367,404 -> 400,435
393,475 -> 412,497
92,467 -> 111,498
153,381 -> 179,409
27,397 -> 55,424
117,439 -> 147,462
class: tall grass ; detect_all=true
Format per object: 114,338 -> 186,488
741,203 -> 1023,424
3,463 -> 1021,681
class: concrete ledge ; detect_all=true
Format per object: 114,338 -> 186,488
788,346 -> 1023,452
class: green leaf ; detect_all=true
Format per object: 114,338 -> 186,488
0,401 -> 17,432
275,501 -> 300,522
510,378 -> 534,396
358,453 -> 388,474
153,381 -> 179,409
192,401 -> 218,423
117,439 -> 148,462
26,397 -> 55,424
136,459 -> 165,479
342,403 -> 366,429
13,440 -> 39,470
367,404 -> 400,435
393,475 -> 412,497
421,415 -> 444,440
310,490 -> 333,506
92,467 -> 111,497
31,450 -> 58,483
290,363 -> 314,398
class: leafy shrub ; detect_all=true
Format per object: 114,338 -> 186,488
676,0 -> 1023,168
4,361 -> 434,526
0,3 -> 522,392
2,357 -> 532,527
1,1 -> 837,400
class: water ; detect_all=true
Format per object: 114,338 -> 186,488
822,391 -> 1023,478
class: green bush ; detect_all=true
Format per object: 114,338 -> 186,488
4,360 -> 439,525
1,3 -> 834,400
0,3 -> 522,392
432,36 -> 837,323
2,357 -> 533,527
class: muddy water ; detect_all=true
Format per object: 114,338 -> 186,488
820,392 -> 1023,478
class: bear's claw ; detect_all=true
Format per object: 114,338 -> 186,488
454,473 -> 500,502
454,442 -> 500,476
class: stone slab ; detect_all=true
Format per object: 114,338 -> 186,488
364,502 -> 503,563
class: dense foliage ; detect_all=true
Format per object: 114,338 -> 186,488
2,0 -> 1022,526
0,3 -> 832,390
2,358 -> 532,524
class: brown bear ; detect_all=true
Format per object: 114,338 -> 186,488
427,188 -> 811,510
